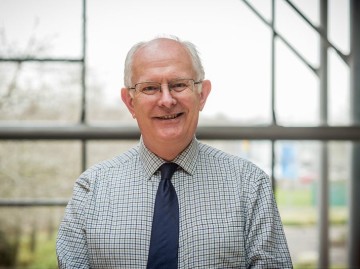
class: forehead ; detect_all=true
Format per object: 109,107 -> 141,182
132,39 -> 194,78
136,39 -> 190,61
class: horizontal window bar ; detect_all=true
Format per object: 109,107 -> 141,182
0,57 -> 84,63
0,124 -> 359,140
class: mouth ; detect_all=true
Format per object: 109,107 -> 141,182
156,113 -> 183,120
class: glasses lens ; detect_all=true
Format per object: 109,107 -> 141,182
136,82 -> 161,95
169,79 -> 193,92
133,79 -> 196,95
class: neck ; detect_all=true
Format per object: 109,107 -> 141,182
143,137 -> 193,161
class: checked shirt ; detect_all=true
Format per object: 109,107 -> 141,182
57,137 -> 293,268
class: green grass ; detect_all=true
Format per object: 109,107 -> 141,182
276,188 -> 313,207
276,187 -> 348,226
294,263 -> 347,269
279,206 -> 347,226
17,232 -> 58,269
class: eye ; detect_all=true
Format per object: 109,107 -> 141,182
139,83 -> 161,95
169,80 -> 189,92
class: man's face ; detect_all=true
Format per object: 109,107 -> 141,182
121,39 -> 211,156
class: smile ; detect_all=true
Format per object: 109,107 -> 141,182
157,113 -> 183,120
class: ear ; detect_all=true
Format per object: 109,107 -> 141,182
121,87 -> 136,117
198,80 -> 211,111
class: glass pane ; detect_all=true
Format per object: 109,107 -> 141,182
275,39 -> 319,126
275,141 -> 348,268
0,62 -> 82,122
329,0 -> 350,54
0,141 -> 82,199
329,142 -> 349,269
275,141 -> 319,266
291,0 -> 320,26
276,0 -> 319,68
87,0 -> 272,125
245,0 -> 272,22
328,49 -> 350,125
0,207 -> 62,268
0,0 -> 83,58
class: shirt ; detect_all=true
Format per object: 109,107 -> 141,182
56,137 -> 293,269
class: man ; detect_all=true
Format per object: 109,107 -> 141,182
57,36 -> 293,268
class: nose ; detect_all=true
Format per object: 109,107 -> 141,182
157,85 -> 177,108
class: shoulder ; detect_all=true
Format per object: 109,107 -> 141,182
197,142 -> 273,204
66,145 -> 142,208
80,145 -> 140,180
197,142 -> 267,178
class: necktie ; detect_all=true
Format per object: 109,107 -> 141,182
147,163 -> 179,269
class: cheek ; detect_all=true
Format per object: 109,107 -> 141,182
189,98 -> 202,114
132,98 -> 156,124
133,97 -> 150,112
185,101 -> 201,125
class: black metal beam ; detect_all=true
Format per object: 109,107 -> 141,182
318,1 -> 329,267
349,0 -> 360,267
0,124 -> 359,141
0,57 -> 83,63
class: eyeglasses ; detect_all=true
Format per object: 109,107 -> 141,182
128,78 -> 202,95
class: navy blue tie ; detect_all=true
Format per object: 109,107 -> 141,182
147,163 -> 179,269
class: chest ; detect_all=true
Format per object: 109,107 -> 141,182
86,175 -> 246,268
176,178 -> 246,267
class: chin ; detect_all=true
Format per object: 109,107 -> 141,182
156,130 -> 187,142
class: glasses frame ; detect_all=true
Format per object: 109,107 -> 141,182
128,78 -> 202,95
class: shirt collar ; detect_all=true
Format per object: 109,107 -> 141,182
139,136 -> 199,179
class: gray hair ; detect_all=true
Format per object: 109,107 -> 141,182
123,35 -> 205,89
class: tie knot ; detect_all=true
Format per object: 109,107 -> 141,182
160,163 -> 178,181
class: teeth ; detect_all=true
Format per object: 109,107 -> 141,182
160,114 -> 178,119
